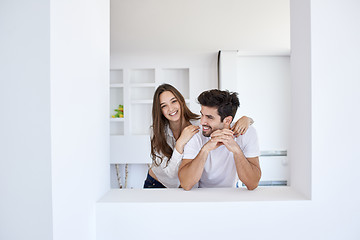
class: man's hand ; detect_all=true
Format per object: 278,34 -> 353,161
203,137 -> 223,152
202,130 -> 229,152
210,129 -> 241,154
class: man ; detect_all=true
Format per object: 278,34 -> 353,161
178,89 -> 261,190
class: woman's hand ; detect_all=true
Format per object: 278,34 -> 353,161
231,116 -> 254,137
175,125 -> 200,154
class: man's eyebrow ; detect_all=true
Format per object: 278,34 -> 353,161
200,111 -> 214,119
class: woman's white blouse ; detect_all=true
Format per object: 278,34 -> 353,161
151,120 -> 199,188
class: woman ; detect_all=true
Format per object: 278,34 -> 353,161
144,84 -> 253,188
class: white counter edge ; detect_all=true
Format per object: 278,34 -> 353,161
97,186 -> 309,203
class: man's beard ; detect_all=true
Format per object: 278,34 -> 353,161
202,125 -> 212,137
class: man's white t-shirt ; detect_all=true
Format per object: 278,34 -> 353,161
183,126 -> 260,188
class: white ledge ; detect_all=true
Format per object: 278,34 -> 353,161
98,186 -> 309,203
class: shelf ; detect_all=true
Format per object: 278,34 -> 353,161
130,83 -> 156,87
131,100 -> 153,104
110,121 -> 124,136
110,87 -> 123,120
110,118 -> 124,122
110,83 -> 124,88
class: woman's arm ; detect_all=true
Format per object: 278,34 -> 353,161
152,125 -> 199,179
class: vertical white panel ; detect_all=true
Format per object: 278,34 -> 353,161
50,0 -> 110,240
219,51 -> 238,91
236,55 -> 290,150
0,1 -> 53,240
289,0 -> 312,197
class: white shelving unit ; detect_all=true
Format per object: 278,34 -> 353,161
110,68 -> 190,165
110,69 -> 124,136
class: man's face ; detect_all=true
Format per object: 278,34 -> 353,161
200,105 -> 224,137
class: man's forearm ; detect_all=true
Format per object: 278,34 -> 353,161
178,147 -> 210,190
233,151 -> 261,190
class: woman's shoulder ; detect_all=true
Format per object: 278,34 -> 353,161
150,124 -> 172,137
190,119 -> 200,126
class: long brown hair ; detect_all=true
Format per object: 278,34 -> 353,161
151,84 -> 199,167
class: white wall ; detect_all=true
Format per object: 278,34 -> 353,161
311,0 -> 360,205
0,1 -> 110,240
0,1 -> 53,240
50,0 -> 110,240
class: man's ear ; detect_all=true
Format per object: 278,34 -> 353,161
223,116 -> 233,126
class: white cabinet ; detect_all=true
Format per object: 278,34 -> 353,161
110,68 -> 190,164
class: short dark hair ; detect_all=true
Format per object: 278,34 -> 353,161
197,89 -> 240,121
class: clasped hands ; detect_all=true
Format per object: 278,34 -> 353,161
204,129 -> 241,154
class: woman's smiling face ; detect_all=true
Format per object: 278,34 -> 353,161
159,91 -> 182,122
